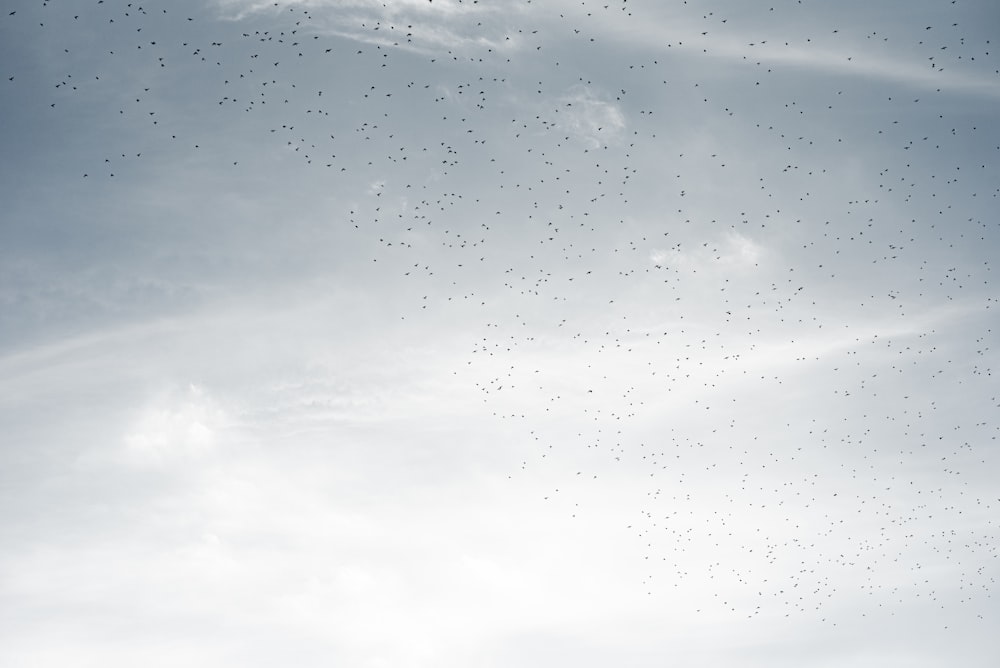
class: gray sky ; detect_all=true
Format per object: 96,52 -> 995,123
2,0 -> 998,666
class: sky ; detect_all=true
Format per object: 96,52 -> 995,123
1,0 -> 999,666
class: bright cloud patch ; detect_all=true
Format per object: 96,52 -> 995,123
214,0 -> 525,54
123,384 -> 229,465
558,86 -> 626,148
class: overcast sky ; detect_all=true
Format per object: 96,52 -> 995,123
2,0 -> 999,666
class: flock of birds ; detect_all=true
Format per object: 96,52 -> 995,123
4,0 -> 998,630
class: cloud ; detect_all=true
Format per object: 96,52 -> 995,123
213,0 -> 526,55
537,2 -> 1000,99
650,231 -> 765,274
693,36 -> 1000,99
3,0 -> 998,664
122,384 -> 230,465
558,85 -> 627,148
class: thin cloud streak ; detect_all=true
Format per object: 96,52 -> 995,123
544,3 -> 1000,99
695,37 -> 1000,99
214,0 -> 527,54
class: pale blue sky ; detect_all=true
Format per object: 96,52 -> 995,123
2,1 -> 998,666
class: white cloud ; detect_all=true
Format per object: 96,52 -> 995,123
122,384 -> 229,465
695,36 -> 1000,99
213,0 -> 526,54
651,231 -> 765,274
558,85 -> 627,148
573,4 -> 1000,99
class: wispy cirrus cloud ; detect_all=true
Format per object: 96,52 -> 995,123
212,0 -> 527,54
534,1 -> 1000,99
690,35 -> 1000,99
